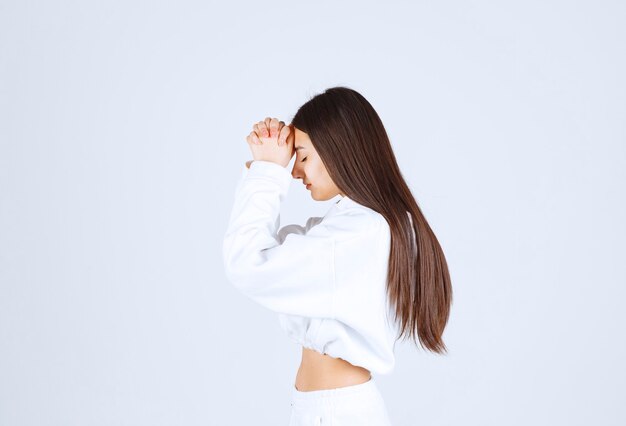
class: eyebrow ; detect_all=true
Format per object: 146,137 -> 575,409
295,146 -> 306,151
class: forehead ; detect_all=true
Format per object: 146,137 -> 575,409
294,128 -> 311,149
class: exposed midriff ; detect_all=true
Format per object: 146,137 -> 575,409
294,346 -> 372,391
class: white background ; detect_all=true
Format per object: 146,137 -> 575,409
1,1 -> 624,425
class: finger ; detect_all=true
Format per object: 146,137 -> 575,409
269,117 -> 280,138
288,125 -> 295,149
278,124 -> 290,146
286,123 -> 295,144
278,121 -> 286,141
250,131 -> 262,145
259,120 -> 270,137
254,122 -> 268,138
277,121 -> 286,145
263,117 -> 272,137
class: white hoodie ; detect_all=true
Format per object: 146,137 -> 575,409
222,160 -> 397,375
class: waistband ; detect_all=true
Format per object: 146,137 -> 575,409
291,377 -> 378,402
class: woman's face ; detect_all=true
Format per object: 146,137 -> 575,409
291,127 -> 344,201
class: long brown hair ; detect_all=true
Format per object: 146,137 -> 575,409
291,86 -> 452,354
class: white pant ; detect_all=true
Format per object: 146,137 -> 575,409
288,377 -> 392,425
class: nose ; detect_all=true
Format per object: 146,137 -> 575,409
291,162 -> 302,181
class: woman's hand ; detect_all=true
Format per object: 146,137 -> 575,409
246,117 -> 295,168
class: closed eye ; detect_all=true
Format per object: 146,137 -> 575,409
301,157 -> 307,162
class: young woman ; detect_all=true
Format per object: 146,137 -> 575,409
222,86 -> 452,425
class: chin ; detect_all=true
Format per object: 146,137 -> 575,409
311,192 -> 334,202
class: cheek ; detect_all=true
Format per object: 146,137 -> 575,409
315,165 -> 330,183
310,161 -> 325,179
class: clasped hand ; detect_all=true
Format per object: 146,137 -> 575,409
246,117 -> 295,168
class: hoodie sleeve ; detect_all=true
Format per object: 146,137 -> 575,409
222,160 -> 336,318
